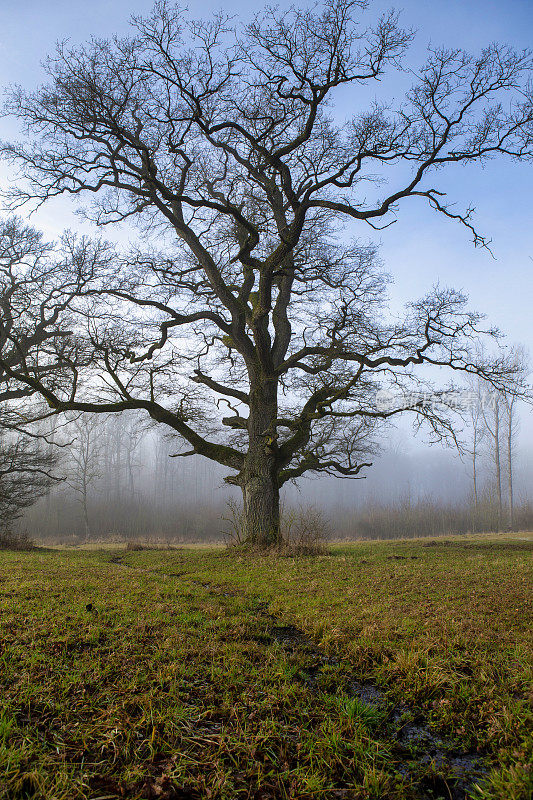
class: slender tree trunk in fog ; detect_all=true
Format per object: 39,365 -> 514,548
505,396 -> 516,531
472,426 -> 480,533
482,395 -> 503,532
68,416 -> 102,540
81,438 -> 91,540
82,484 -> 90,540
494,402 -> 503,531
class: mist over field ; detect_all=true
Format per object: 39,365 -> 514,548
19,406 -> 533,544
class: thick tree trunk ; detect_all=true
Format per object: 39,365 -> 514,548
242,377 -> 281,547
242,470 -> 280,547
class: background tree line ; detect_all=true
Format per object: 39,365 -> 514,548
11,382 -> 533,545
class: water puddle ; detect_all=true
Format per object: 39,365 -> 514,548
270,624 -> 310,646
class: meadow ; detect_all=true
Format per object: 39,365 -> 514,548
0,534 -> 531,800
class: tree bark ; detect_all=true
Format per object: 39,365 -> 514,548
242,377 -> 281,547
242,470 -> 280,546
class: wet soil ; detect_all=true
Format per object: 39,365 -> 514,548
268,618 -> 487,800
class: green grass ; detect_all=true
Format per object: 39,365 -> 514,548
0,533 -> 531,799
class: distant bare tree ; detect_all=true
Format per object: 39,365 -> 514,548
153,431 -> 173,505
501,347 -> 529,531
66,415 -> 104,540
465,382 -> 486,531
481,392 -> 504,530
504,393 -> 518,530
124,417 -> 145,497
1,1 -> 532,546
473,346 -> 529,532
96,412 -> 147,506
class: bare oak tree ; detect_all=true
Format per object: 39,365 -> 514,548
1,1 -> 532,545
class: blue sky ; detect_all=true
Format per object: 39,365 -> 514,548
0,0 -> 532,450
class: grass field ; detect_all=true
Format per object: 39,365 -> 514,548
0,533 -> 531,800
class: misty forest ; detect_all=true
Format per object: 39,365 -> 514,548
0,1 -> 532,799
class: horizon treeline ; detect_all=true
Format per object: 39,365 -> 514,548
16,400 -> 533,544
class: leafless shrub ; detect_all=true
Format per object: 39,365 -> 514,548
125,541 -> 146,551
222,498 -> 246,548
279,505 -> 330,556
125,540 -> 178,551
0,529 -> 34,551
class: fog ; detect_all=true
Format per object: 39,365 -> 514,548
20,407 -> 533,544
